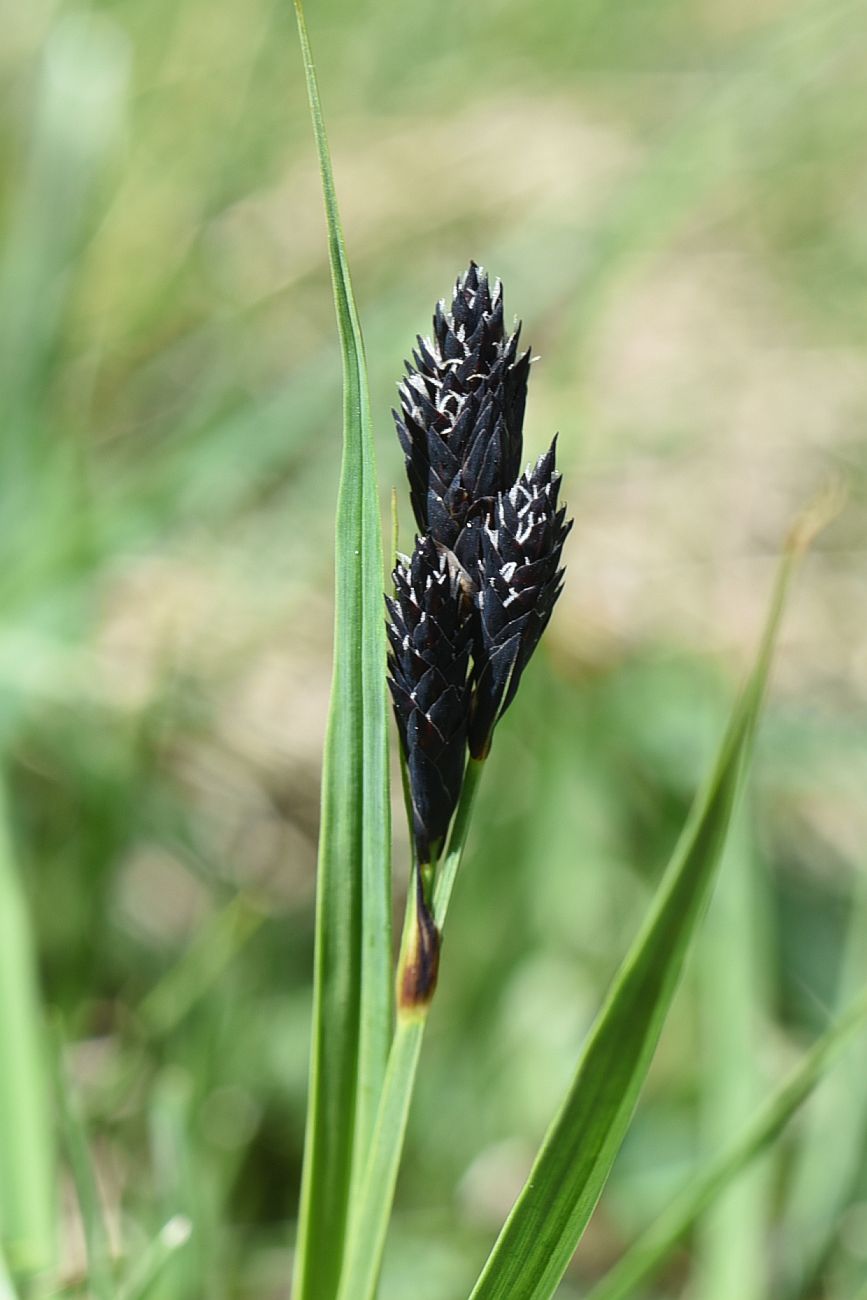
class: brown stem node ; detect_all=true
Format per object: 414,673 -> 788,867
398,867 -> 441,1013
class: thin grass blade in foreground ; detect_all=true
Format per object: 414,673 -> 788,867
466,514 -> 821,1300
292,4 -> 392,1298
585,989 -> 867,1300
779,867 -> 867,1294
695,811 -> 770,1300
52,1025 -> 113,1300
0,1242 -> 18,1300
117,1217 -> 192,1300
0,774 -> 55,1280
138,893 -> 265,1037
148,1068 -> 206,1294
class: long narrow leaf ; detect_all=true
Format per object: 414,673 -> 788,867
148,1068 -> 205,1295
138,894 -> 264,1037
0,1240 -> 19,1300
467,530 -> 808,1300
53,1026 -> 113,1300
695,810 -> 771,1300
0,773 -> 55,1280
117,1217 -> 192,1300
291,4 -> 391,1298
779,866 -> 867,1294
585,990 -> 867,1300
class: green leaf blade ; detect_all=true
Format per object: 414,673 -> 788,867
118,1217 -> 193,1300
0,1248 -> 18,1300
52,1027 -> 113,1300
0,775 -> 55,1281
291,4 -> 391,1297
779,869 -> 867,1293
467,546 -> 799,1300
586,991 -> 867,1300
694,811 -> 772,1300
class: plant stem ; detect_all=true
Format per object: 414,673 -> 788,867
0,1243 -> 18,1300
335,758 -> 485,1300
51,1023 -> 113,1300
0,772 -> 54,1281
117,1217 -> 192,1300
433,758 -> 484,927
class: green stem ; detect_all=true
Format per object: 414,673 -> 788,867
433,758 -> 484,927
0,1243 -> 19,1300
52,1023 -> 113,1300
117,1217 -> 192,1300
334,758 -> 485,1300
0,772 -> 54,1281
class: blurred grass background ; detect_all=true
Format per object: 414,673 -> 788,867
1,0 -> 866,1295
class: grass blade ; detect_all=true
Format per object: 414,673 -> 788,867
0,773 -> 55,1280
585,990 -> 867,1300
291,4 -> 391,1297
466,521 -> 814,1300
0,13 -> 129,434
117,1217 -> 192,1300
138,893 -> 265,1037
53,1026 -> 113,1300
335,760 -> 485,1300
695,810 -> 771,1300
0,1242 -> 18,1300
779,867 -> 867,1293
148,1068 -> 206,1298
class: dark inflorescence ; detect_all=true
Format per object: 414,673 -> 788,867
387,263 -> 571,866
386,537 -> 473,865
469,439 -> 571,758
393,262 -> 531,569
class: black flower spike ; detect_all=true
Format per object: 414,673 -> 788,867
468,438 -> 572,759
393,262 -> 531,565
386,535 -> 473,864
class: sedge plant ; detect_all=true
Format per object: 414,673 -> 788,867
289,4 -> 867,1300
0,5 -> 863,1298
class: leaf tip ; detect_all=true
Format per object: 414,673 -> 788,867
786,478 -> 847,558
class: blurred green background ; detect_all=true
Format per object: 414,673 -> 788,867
1,0 -> 866,1295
